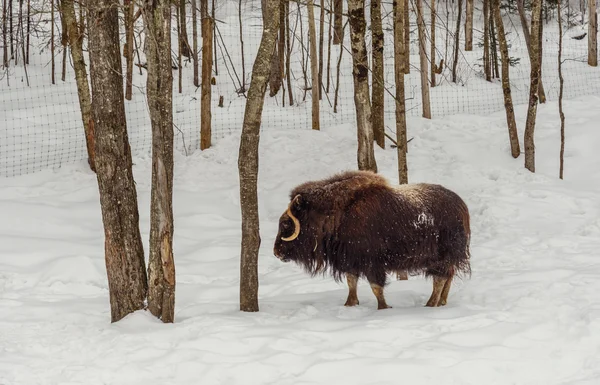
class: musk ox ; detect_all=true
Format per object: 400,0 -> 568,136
273,170 -> 471,309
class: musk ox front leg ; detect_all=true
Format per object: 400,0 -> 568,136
426,276 -> 448,307
344,273 -> 360,307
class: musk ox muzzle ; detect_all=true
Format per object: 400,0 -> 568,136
273,170 -> 471,310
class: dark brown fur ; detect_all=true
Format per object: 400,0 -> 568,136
273,170 -> 471,308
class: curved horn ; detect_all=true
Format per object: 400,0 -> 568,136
281,203 -> 300,241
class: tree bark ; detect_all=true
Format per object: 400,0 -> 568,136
51,0 -> 55,84
452,0 -> 462,82
326,0 -> 333,93
430,0 -> 436,87
192,0 -> 199,86
285,0 -> 293,105
60,0 -> 96,172
318,0 -> 324,99
524,0 -> 542,172
179,0 -> 190,57
201,15 -> 213,149
558,0 -> 565,178
239,0 -> 246,92
333,0 -> 342,44
492,0 -> 520,158
516,0 -> 547,101
394,0 -> 408,184
307,0 -> 320,130
347,0 -> 377,172
263,0 -> 282,96
124,0 -> 135,100
483,0 -> 491,81
238,0 -> 280,313
416,0 -> 431,118
371,0 -> 385,148
589,0 -> 598,66
403,0 -> 410,73
2,0 -> 7,67
465,0 -> 473,51
143,0 -> 175,323
88,0 -> 148,323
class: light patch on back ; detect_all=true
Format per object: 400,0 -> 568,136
393,183 -> 427,205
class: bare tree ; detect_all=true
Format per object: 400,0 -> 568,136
524,0 -> 542,172
333,0 -> 342,44
88,0 -> 148,323
371,0 -> 385,147
394,0 -> 409,282
179,0 -> 191,57
201,0 -> 213,149
347,0 -> 377,172
589,0 -> 598,66
415,0 -> 431,118
483,0 -> 491,81
238,0 -> 280,312
318,0 -> 324,99
51,0 -> 55,84
492,0 -> 520,158
430,0 -> 437,87
326,0 -> 333,92
465,0 -> 473,51
558,0 -> 565,178
2,0 -> 7,66
516,0 -> 547,101
403,0 -> 410,73
308,0 -> 320,130
263,0 -> 282,96
192,0 -> 199,86
60,0 -> 96,171
124,0 -> 135,100
143,0 -> 176,323
452,0 -> 462,82
239,0 -> 246,92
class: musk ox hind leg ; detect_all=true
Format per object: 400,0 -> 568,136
369,282 -> 391,310
344,273 -> 360,307
425,276 -> 448,307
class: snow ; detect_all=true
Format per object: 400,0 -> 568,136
1,92 -> 600,384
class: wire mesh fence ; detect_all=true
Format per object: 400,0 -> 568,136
1,0 -> 599,177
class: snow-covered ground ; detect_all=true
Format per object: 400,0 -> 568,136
1,94 -> 599,384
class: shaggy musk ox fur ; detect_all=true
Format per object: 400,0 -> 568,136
273,170 -> 471,309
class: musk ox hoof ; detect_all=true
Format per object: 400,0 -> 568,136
344,298 -> 359,307
377,304 -> 392,310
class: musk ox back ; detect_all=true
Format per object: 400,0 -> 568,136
273,170 -> 471,309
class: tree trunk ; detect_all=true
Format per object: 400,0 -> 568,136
26,0 -> 29,64
308,0 -> 320,130
124,0 -> 134,100
192,0 -> 199,86
318,0 -> 324,99
347,0 -> 377,172
279,0 -> 286,105
394,0 -> 408,184
177,4 -> 182,93
516,0 -> 546,101
492,0 -> 520,158
558,0 -> 565,178
59,0 -> 67,80
404,0 -> 410,73
263,0 -> 282,96
524,0 -> 542,173
333,18 -> 346,112
238,0 -> 280,313
589,0 -> 598,66
326,0 -> 333,93
465,0 -> 473,51
538,13 -> 545,103
483,0 -> 491,81
333,0 -> 342,44
51,0 -> 55,84
416,0 -> 431,118
285,0 -> 293,105
489,0 -> 499,79
179,0 -> 190,57
452,0 -> 462,82
88,0 -> 148,323
371,0 -> 385,148
2,0 -> 7,67
430,0 -> 436,87
201,15 -> 213,149
60,0 -> 96,172
239,0 -> 246,92
143,0 -> 175,324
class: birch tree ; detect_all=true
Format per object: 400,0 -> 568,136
371,0 -> 385,147
88,0 -> 148,323
492,0 -> 520,158
238,0 -> 280,312
347,0 -> 377,172
524,0 -> 543,172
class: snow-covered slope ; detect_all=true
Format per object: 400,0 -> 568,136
0,96 -> 599,384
